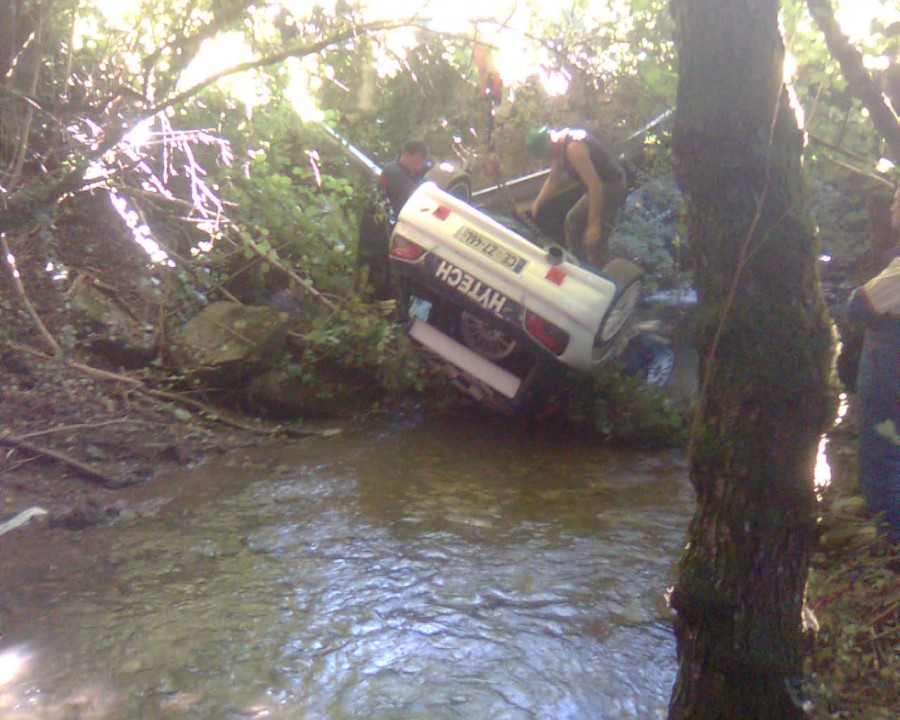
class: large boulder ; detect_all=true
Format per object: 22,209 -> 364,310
174,302 -> 290,381
247,364 -> 366,419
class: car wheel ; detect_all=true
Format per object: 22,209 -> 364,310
592,259 -> 644,360
645,344 -> 676,386
445,177 -> 472,202
599,279 -> 642,342
460,311 -> 517,360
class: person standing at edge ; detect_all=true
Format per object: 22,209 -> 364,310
846,185 -> 900,544
525,126 -> 627,268
358,138 -> 430,299
377,138 -> 430,215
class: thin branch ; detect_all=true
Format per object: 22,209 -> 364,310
140,0 -> 255,81
17,419 -> 155,439
6,341 -> 337,438
0,430 -> 122,486
806,0 -> 900,163
866,598 -> 900,628
145,19 -> 411,117
2,26 -> 37,81
807,131 -> 886,166
7,18 -> 43,190
227,223 -> 336,311
815,151 -> 895,188
1,233 -> 60,354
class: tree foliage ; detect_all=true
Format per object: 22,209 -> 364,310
0,0 -> 896,404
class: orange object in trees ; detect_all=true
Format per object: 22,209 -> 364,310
473,41 -> 503,104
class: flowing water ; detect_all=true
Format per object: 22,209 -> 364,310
0,412 -> 694,719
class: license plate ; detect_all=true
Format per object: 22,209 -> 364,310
454,227 -> 527,274
408,296 -> 432,322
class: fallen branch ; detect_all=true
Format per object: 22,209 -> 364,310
6,341 -> 339,438
228,224 -> 337,311
0,431 -> 123,486
18,418 -> 155,439
140,386 -> 339,438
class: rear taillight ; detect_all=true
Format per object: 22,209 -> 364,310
545,266 -> 567,286
524,311 -> 569,355
390,235 -> 427,261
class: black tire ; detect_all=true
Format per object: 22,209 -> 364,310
423,161 -> 471,201
445,177 -> 472,201
447,178 -> 472,202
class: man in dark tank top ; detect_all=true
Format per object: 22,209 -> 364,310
526,126 -> 627,268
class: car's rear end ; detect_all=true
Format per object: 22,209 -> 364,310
389,182 -> 642,412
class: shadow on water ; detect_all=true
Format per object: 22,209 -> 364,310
0,410 -> 693,719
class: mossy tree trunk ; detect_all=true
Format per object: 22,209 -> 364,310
667,0 -> 834,718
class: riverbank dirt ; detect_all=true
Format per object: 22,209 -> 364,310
1,195 -> 335,532
1,349 -> 274,521
0,337 -> 336,643
1,211 -> 337,636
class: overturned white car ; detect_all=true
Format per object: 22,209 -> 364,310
389,182 -> 644,412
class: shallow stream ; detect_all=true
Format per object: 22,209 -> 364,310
0,412 -> 693,719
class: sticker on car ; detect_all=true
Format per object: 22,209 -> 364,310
434,259 -> 509,315
454,226 -> 527,274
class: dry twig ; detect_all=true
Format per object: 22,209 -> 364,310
0,431 -> 122,486
7,341 -> 338,438
2,234 -> 60,354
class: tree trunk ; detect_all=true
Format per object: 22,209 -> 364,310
667,1 -> 834,718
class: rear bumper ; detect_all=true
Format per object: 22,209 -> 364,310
409,319 -> 522,399
405,314 -> 569,415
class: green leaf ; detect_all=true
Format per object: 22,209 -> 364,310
173,407 -> 192,421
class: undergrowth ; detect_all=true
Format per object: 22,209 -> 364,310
805,415 -> 899,720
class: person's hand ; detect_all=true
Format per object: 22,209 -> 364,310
583,223 -> 602,249
583,224 -> 605,266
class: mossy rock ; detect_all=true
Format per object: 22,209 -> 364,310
68,281 -> 156,367
174,302 -> 290,381
247,365 -> 367,419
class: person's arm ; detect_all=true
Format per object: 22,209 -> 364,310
530,157 -> 562,218
848,257 -> 900,324
566,140 -> 605,248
